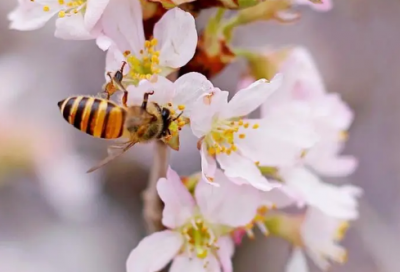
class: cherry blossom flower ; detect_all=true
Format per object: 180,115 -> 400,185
258,47 -> 357,177
98,0 -> 197,84
295,0 -> 332,11
285,208 -> 351,272
126,167 -> 261,272
190,74 -> 318,191
8,0 -> 109,39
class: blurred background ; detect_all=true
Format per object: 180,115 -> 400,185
0,0 -> 399,271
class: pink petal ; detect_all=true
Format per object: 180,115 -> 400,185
100,0 -> 144,56
195,170 -> 260,227
296,0 -> 332,11
243,104 -> 319,167
285,247 -> 309,272
8,0 -> 59,31
96,35 -> 113,51
154,8 -> 197,68
127,76 -> 174,106
220,74 -> 283,120
282,167 -> 362,220
173,72 -> 214,117
105,44 -> 128,75
217,236 -> 235,272
262,185 -> 302,209
84,0 -> 110,30
126,230 -> 183,272
200,143 -> 218,185
190,90 -> 228,138
217,152 -> 278,191
310,155 -> 358,177
157,167 -> 195,229
55,14 -> 97,40
170,254 -> 220,272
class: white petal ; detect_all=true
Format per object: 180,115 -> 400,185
170,254 -> 220,272
100,0 -> 144,56
190,90 -> 229,138
237,103 -> 319,167
217,237 -> 234,272
154,8 -> 197,69
105,44 -> 127,74
200,143 -> 217,184
195,170 -> 260,227
261,185 -> 302,209
217,152 -> 278,191
96,35 -> 113,51
310,155 -> 358,177
301,208 -> 348,270
127,76 -> 174,106
306,141 -> 358,177
220,74 -> 283,120
285,248 -> 309,272
282,167 -> 362,220
172,72 -> 214,117
85,0 -> 110,30
8,1 -> 59,31
157,167 -> 195,229
126,230 -> 183,272
55,14 -> 97,40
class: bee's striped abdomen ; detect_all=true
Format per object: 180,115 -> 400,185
58,96 -> 126,139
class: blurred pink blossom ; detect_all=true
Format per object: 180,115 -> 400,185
8,0 -> 110,39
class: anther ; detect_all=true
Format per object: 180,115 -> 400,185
58,10 -> 66,17
238,119 -> 244,126
58,0 -> 64,4
177,105 -> 185,111
239,134 -> 246,139
43,5 -> 50,11
151,38 -> 158,46
255,161 -> 260,166
244,123 -> 249,128
252,124 -> 259,129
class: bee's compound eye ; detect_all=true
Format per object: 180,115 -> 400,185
161,108 -> 170,119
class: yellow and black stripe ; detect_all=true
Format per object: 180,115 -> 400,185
58,96 -> 126,139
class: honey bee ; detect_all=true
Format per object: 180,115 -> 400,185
58,90 -> 181,173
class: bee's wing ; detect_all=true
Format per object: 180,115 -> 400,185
86,140 -> 137,173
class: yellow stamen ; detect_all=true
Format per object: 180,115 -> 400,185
43,5 -> 50,11
243,123 -> 249,128
58,0 -> 64,4
58,10 -> 66,17
178,105 -> 186,111
253,124 -> 259,129
255,161 -> 260,166
238,119 -> 244,126
239,134 -> 246,139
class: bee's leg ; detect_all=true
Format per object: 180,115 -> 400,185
113,61 -> 127,84
141,91 -> 155,110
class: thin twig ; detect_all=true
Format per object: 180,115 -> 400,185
142,140 -> 170,233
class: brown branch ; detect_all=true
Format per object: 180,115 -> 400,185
142,140 -> 170,233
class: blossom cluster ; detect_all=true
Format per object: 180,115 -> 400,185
8,0 -> 360,272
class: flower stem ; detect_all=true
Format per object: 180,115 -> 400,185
142,140 -> 170,233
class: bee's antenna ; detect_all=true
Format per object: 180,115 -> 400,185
172,111 -> 184,121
